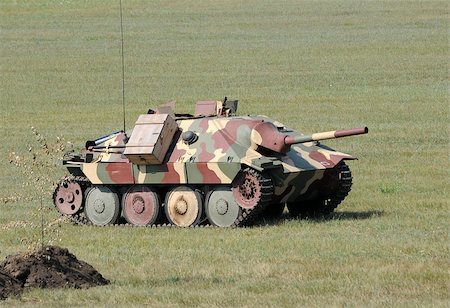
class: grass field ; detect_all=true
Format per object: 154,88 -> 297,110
0,0 -> 448,306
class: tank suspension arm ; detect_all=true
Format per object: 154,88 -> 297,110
284,127 -> 368,145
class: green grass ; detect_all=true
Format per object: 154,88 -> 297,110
0,0 -> 448,306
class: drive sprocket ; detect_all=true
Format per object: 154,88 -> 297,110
231,168 -> 274,227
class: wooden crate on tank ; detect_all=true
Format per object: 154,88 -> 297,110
124,114 -> 178,165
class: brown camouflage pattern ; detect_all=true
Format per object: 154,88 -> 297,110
64,101 -> 367,203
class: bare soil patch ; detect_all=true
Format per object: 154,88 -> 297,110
0,245 -> 108,300
0,270 -> 22,300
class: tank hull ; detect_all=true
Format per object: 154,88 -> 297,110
55,102 -> 366,227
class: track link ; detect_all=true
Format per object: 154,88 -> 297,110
232,168 -> 274,227
287,162 -> 353,218
322,163 -> 353,213
53,171 -> 274,228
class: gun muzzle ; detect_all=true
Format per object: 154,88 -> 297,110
284,127 -> 368,145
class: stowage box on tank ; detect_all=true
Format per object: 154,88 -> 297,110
123,114 -> 178,165
53,99 -> 368,227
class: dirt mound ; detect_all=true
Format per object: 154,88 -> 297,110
0,245 -> 109,300
0,270 -> 22,300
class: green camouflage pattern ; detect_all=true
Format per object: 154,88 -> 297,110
63,100 -> 367,204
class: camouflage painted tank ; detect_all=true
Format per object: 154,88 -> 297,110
53,99 -> 368,227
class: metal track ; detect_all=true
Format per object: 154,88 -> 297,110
53,172 -> 274,228
231,168 -> 274,227
287,163 -> 353,218
321,163 -> 353,214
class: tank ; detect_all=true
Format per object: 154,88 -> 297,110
53,98 -> 368,227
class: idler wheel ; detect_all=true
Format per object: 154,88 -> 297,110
84,186 -> 120,226
205,187 -> 242,227
53,180 -> 83,215
165,186 -> 202,227
122,186 -> 160,226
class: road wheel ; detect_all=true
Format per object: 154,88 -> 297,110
165,186 -> 202,227
122,186 -> 160,226
84,186 -> 120,226
205,186 -> 242,227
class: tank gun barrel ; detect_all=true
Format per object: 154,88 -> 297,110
284,127 -> 368,145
